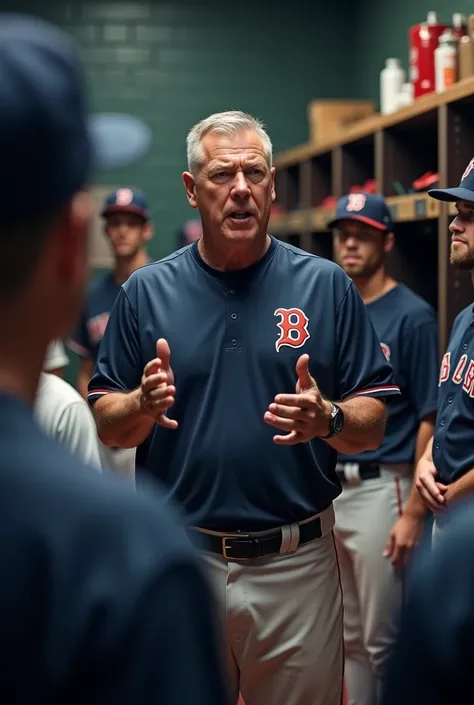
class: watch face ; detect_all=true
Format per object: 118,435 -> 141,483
333,406 -> 344,434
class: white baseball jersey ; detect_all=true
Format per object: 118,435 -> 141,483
43,339 -> 69,372
35,372 -> 102,471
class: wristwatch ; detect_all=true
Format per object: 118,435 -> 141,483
320,402 -> 344,439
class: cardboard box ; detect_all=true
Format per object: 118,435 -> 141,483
307,100 -> 375,144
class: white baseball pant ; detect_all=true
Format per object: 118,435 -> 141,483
197,504 -> 344,705
334,465 -> 412,705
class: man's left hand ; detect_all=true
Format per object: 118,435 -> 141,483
264,354 -> 332,445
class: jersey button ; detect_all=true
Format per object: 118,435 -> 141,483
231,313 -> 237,319
231,339 -> 238,346
447,396 -> 453,404
229,288 -> 236,295
440,419 -> 445,426
435,442 -> 440,450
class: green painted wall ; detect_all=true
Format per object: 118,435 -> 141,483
6,0 -> 353,385
352,1 -> 473,102
8,0 -> 353,261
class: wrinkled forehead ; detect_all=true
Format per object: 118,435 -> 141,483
200,129 -> 269,167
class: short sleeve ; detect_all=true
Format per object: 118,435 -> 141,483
68,310 -> 92,359
43,339 -> 69,371
336,282 -> 400,401
88,288 -> 142,404
402,317 -> 439,420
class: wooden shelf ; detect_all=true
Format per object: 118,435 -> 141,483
274,77 -> 474,168
269,194 -> 458,233
272,77 -> 474,353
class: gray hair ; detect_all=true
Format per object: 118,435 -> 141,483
186,110 -> 273,175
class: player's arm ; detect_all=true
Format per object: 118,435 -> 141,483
332,280 -> 400,454
93,388 -> 155,449
88,287 -> 155,449
323,396 -> 387,455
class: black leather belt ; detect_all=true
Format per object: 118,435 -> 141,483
337,463 -> 381,484
189,516 -> 323,560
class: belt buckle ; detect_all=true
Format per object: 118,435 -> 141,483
221,534 -> 250,560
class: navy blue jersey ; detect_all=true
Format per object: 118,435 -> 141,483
381,500 -> 474,705
89,237 -> 400,531
434,302 -> 474,484
0,392 -> 227,705
68,272 -> 121,360
340,285 -> 438,465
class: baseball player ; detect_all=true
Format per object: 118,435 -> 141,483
89,110 -> 400,705
68,188 -> 152,476
0,14 -> 227,705
329,193 -> 439,705
414,160 -> 474,536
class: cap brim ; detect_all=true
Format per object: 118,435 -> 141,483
88,113 -> 152,169
428,186 -> 474,203
101,205 -> 149,220
327,214 -> 388,231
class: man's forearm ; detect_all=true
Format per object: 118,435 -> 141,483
93,390 -> 155,449
325,396 -> 387,454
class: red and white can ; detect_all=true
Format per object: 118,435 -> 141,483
409,11 -> 449,98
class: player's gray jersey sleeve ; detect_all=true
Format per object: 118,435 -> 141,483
55,401 -> 102,471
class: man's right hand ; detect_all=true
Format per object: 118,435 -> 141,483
415,454 -> 446,512
139,338 -> 178,429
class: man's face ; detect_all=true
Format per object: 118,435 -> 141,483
449,200 -> 474,269
182,129 -> 275,248
333,220 -> 392,278
105,212 -> 151,258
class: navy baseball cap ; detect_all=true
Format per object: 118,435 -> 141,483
0,14 -> 152,224
429,158 -> 474,203
101,189 -> 150,220
327,193 -> 393,232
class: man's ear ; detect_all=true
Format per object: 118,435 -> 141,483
182,172 -> 198,209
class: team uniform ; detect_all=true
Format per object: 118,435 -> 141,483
426,161 -> 474,539
433,302 -> 474,532
68,189 -> 152,478
327,195 -> 439,705
334,285 -> 438,705
89,235 -> 400,705
35,372 -> 102,470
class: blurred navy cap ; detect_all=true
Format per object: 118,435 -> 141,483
429,158 -> 474,203
0,14 -> 152,224
101,188 -> 150,220
327,193 -> 393,232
